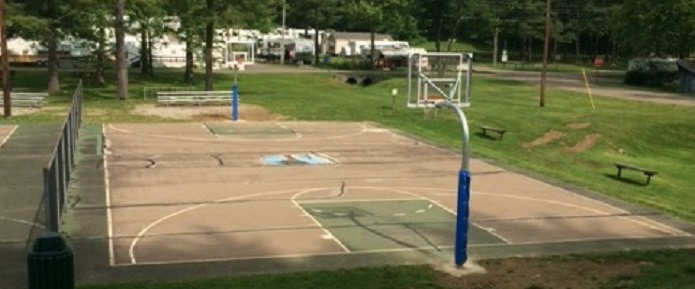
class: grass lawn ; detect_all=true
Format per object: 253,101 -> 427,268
2,68 -> 694,288
3,69 -> 695,220
78,249 -> 695,289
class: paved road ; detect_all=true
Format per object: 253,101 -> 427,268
476,67 -> 695,107
237,64 -> 695,107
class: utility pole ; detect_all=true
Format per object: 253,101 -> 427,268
540,0 -> 550,107
280,0 -> 286,65
1,0 -> 10,118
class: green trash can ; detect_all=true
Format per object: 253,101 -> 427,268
27,232 -> 74,289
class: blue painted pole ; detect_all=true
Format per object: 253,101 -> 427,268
454,169 -> 471,267
435,99 -> 471,268
231,84 -> 239,121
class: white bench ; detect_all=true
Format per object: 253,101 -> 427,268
0,92 -> 48,108
156,91 -> 235,107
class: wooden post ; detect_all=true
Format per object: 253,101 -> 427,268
540,0 -> 551,108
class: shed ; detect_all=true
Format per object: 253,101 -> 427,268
676,59 -> 695,94
327,32 -> 393,56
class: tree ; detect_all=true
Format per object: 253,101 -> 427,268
288,0 -> 339,64
7,0 -> 64,93
615,0 -> 695,57
129,0 -> 167,76
166,0 -> 205,83
198,0 -> 278,90
115,0 -> 128,100
68,0 -> 112,85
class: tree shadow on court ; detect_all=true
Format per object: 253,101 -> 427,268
603,173 -> 649,187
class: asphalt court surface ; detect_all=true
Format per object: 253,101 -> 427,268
103,122 -> 693,266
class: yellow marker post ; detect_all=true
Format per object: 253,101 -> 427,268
581,68 -> 596,110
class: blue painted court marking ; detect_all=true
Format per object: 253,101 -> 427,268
262,153 -> 337,166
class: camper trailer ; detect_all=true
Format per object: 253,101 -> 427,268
285,39 -> 315,64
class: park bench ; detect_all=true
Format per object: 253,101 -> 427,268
481,125 -> 507,140
0,92 -> 48,108
614,163 -> 658,185
156,91 -> 233,107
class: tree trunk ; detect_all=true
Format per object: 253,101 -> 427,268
574,35 -> 581,64
47,0 -> 59,94
46,29 -> 59,94
204,0 -> 214,91
369,27 -> 375,66
115,0 -> 128,100
95,27 -> 106,85
493,28 -> 499,66
521,37 -> 527,62
184,28 -> 194,83
435,18 -> 442,52
314,9 -> 319,65
446,17 -> 464,52
140,22 -> 149,75
147,28 -> 154,75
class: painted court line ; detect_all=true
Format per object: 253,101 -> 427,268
0,215 -> 45,228
126,188 -> 318,264
112,245 -> 457,267
407,187 -> 688,237
107,122 -> 369,143
291,189 -> 351,253
424,197 -> 513,245
297,197 -> 422,204
0,125 -> 18,148
500,170 -> 691,237
103,124 -> 116,267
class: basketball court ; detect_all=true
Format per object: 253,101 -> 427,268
99,121 -> 693,267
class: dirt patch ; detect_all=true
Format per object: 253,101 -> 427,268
437,257 -> 640,289
566,134 -> 602,154
132,104 -> 284,121
523,130 -> 565,149
567,122 -> 591,130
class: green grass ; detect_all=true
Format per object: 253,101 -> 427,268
3,69 -> 694,221
2,68 -> 693,288
234,73 -> 695,222
75,250 -> 695,289
80,266 -> 441,289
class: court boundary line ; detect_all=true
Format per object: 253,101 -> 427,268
115,185 -> 692,266
108,233 -> 690,267
420,188 -> 689,237
113,245 -> 456,267
107,122 -> 370,143
104,124 -> 116,266
0,125 -> 18,148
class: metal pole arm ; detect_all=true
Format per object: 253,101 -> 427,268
435,100 -> 470,171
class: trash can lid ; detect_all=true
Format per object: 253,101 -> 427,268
32,232 -> 67,252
